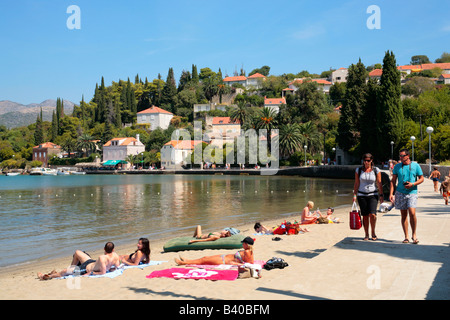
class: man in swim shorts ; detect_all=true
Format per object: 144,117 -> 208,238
37,242 -> 120,280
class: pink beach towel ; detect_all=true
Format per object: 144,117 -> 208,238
146,268 -> 238,281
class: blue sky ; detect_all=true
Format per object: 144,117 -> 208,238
0,0 -> 449,105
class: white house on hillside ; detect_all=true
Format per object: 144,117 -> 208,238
136,106 -> 173,130
160,140 -> 205,168
103,135 -> 145,168
264,97 -> 286,114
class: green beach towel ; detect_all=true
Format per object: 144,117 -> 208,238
163,234 -> 246,252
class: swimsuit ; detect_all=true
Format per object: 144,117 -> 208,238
78,259 -> 96,275
234,251 -> 244,263
220,251 -> 245,264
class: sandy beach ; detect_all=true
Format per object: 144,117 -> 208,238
0,177 -> 448,302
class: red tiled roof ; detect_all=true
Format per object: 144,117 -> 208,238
264,97 -> 286,105
247,73 -> 266,79
212,117 -> 240,125
33,142 -> 61,149
398,63 -> 450,72
369,69 -> 383,77
137,106 -> 173,115
104,137 -> 141,147
421,63 -> 450,70
164,140 -> 205,150
223,76 -> 247,82
289,78 -> 331,85
441,74 -> 450,79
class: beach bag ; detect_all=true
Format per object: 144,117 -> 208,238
273,222 -> 287,235
349,201 -> 362,230
286,221 -> 300,235
263,257 -> 288,270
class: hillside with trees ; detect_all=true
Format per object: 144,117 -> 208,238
1,51 -> 450,170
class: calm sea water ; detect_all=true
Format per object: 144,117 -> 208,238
0,174 -> 354,268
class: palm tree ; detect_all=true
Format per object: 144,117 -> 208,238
298,121 -> 322,154
255,107 -> 279,152
230,101 -> 251,129
76,133 -> 97,157
279,123 -> 304,158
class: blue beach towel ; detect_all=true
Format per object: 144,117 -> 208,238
56,260 -> 167,279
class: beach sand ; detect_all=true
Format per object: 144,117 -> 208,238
0,177 -> 448,301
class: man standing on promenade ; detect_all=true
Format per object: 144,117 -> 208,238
389,149 -> 424,244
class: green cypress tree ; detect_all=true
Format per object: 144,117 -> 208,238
192,64 -> 199,84
376,51 -> 404,159
34,109 -> 44,145
161,67 -> 177,111
360,78 -> 379,154
51,111 -> 58,141
336,59 -> 368,152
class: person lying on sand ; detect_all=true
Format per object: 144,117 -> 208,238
176,237 -> 255,265
37,242 -> 120,280
189,225 -> 231,244
119,238 -> 151,266
254,222 -> 273,234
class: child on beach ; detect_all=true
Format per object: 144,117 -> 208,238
440,179 -> 449,205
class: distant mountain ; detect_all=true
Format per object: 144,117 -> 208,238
0,99 -> 75,129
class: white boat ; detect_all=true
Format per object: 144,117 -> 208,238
57,168 -> 71,175
42,168 -> 57,176
6,172 -> 21,176
70,171 -> 86,175
30,168 -> 43,175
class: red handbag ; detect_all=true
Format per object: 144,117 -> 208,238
349,201 -> 362,230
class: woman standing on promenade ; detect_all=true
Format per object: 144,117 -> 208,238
353,153 -> 384,241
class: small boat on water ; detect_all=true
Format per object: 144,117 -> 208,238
70,171 -> 86,175
57,168 -> 71,175
6,172 -> 21,176
42,168 -> 57,176
30,167 -> 57,176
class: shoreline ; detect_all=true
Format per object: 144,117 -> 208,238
0,178 -> 448,300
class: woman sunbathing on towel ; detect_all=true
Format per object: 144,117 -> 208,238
176,237 -> 254,266
189,225 -> 231,244
119,238 -> 151,266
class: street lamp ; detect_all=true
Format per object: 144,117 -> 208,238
304,145 -> 307,166
410,136 -> 416,162
426,127 -> 433,174
390,141 -> 394,160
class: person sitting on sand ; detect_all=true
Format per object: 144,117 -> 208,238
301,201 -> 319,225
119,238 -> 151,266
176,237 -> 255,266
37,242 -> 120,280
317,207 -> 341,224
189,225 -> 231,244
254,222 -> 273,234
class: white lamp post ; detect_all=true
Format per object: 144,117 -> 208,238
410,136 -> 416,162
426,127 -> 433,174
304,145 -> 307,166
